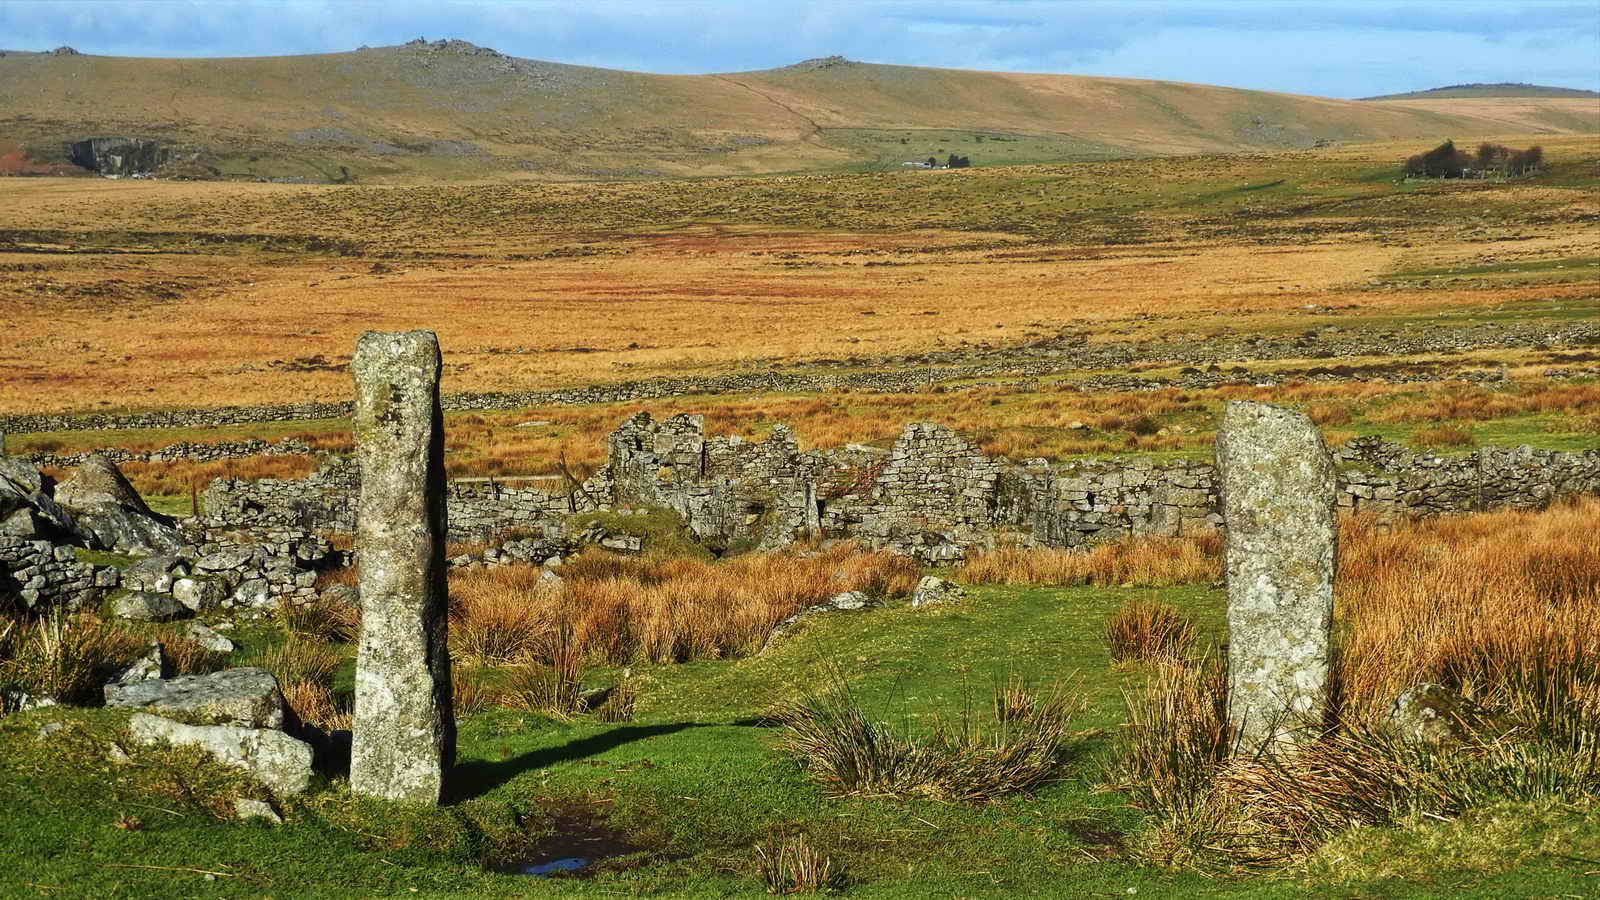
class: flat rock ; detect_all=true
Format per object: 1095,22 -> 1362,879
235,798 -> 283,824
1386,682 -> 1482,745
196,548 -> 254,572
128,713 -> 312,796
105,667 -> 286,728
109,642 -> 167,685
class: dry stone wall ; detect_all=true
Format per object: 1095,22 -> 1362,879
192,413 -> 1600,561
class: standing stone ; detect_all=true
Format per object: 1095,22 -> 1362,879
349,331 -> 454,804
1216,401 -> 1337,754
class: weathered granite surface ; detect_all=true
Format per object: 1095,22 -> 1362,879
1217,401 -> 1337,754
349,330 -> 454,805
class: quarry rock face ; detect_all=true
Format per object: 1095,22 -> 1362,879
349,330 -> 454,804
67,137 -> 171,176
1216,401 -> 1337,754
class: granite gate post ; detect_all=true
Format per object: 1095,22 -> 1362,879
349,330 -> 455,803
1216,400 -> 1337,755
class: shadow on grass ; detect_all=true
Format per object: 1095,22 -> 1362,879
450,718 -> 768,802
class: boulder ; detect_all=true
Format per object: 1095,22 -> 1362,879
111,590 -> 187,622
105,667 -> 286,728
183,621 -> 235,653
911,576 -> 966,608
231,578 -> 272,608
1385,682 -> 1482,745
109,642 -> 167,686
760,590 -> 877,653
51,456 -> 182,555
172,577 -> 227,612
127,713 -> 312,796
0,457 -> 77,538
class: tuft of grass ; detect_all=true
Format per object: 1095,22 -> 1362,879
0,612 -> 145,707
753,831 -> 844,895
1108,659 -> 1233,817
276,593 -> 359,643
259,636 -> 343,689
774,669 -> 1088,803
449,542 -> 919,666
963,534 -> 1221,587
1412,423 -> 1476,449
1104,599 -> 1197,664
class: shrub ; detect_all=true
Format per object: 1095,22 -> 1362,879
1104,599 -> 1197,664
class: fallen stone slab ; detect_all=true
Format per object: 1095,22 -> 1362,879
127,713 -> 312,796
104,667 -> 286,728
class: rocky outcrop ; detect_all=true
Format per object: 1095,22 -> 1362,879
67,138 -> 171,177
51,455 -> 183,555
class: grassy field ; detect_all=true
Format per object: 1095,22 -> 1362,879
1,133 -> 1596,419
4,502 -> 1600,897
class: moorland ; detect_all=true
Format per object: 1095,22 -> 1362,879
1,54 -> 1599,898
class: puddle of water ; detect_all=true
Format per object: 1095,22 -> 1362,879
496,801 -> 644,879
519,857 -> 590,877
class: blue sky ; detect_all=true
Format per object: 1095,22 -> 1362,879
2,1 -> 1596,98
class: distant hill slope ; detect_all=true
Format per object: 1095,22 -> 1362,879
1361,83 -> 1600,100
1,42 -> 1596,182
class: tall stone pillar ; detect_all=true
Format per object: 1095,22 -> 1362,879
1216,401 -> 1337,755
349,330 -> 454,803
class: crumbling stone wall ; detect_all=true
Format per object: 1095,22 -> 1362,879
202,456 -> 608,541
186,413 -> 1600,562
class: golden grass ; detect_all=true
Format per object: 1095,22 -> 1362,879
963,533 -> 1222,587
1334,499 -> 1600,723
448,543 -> 921,666
2,134 -> 1594,415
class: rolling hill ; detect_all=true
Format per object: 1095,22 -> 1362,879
1361,82 -> 1600,100
1,40 -> 1596,181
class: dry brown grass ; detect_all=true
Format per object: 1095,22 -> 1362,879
1116,499 -> 1600,867
1105,600 -> 1199,665
2,132 -> 1594,416
1335,499 -> 1600,723
448,543 -> 921,666
963,533 -> 1222,587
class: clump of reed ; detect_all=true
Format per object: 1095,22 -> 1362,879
1104,599 -> 1198,664
448,542 -> 920,666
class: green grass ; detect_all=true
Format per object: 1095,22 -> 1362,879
5,579 -> 1597,896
